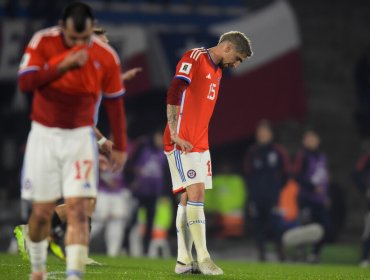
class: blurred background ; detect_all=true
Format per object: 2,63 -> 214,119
1,0 -> 370,264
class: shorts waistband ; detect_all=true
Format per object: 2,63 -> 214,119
31,121 -> 93,136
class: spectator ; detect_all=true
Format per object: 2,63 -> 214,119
125,130 -> 167,255
243,120 -> 290,261
90,155 -> 133,257
354,45 -> 370,137
294,128 -> 331,263
205,161 -> 247,239
146,196 -> 173,259
352,150 -> 370,267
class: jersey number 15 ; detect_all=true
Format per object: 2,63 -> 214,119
207,83 -> 217,100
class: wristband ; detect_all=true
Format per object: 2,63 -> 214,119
97,137 -> 107,147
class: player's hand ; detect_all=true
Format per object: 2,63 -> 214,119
170,134 -> 193,153
58,49 -> 89,73
110,150 -> 127,172
99,139 -> 114,159
121,67 -> 142,81
99,154 -> 112,171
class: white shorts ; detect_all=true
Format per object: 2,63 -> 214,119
165,149 -> 212,194
93,189 -> 132,220
21,121 -> 98,202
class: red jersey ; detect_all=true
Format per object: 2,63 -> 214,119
164,48 -> 222,152
18,26 -> 125,129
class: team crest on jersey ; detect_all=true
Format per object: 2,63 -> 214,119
179,62 -> 192,75
83,182 -> 91,189
187,169 -> 196,179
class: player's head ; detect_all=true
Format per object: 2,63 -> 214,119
217,31 -> 252,69
256,120 -> 273,145
60,2 -> 95,48
93,27 -> 109,43
303,128 -> 320,151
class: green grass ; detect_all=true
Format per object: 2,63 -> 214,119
1,246 -> 370,280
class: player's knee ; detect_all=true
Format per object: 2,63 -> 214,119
31,208 -> 54,226
72,208 -> 88,224
186,185 -> 205,202
187,194 -> 204,202
67,201 -> 89,224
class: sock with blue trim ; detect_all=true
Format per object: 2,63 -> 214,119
176,204 -> 193,264
66,244 -> 88,279
186,201 -> 210,262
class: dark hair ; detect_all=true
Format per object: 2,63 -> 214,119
303,126 -> 318,136
93,27 -> 106,36
62,2 -> 94,33
256,119 -> 273,131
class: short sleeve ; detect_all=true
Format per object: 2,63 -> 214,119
101,48 -> 125,98
174,48 -> 205,84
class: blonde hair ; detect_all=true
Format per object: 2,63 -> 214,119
219,31 -> 253,57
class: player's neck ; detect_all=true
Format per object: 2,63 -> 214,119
207,47 -> 221,65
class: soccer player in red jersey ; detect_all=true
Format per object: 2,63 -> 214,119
14,26 -> 143,267
17,3 -> 127,279
164,31 -> 252,275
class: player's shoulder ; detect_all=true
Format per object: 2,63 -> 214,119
28,26 -> 61,49
183,47 -> 208,62
91,35 -> 121,65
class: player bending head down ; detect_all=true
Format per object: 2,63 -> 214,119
164,31 -> 252,275
216,31 -> 252,69
60,2 -> 95,48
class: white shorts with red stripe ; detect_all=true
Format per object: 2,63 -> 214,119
165,149 -> 212,194
21,121 -> 98,202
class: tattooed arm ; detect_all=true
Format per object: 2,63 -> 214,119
166,78 -> 193,152
167,104 -> 193,152
167,104 -> 180,138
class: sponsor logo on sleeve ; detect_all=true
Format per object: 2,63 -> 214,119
179,62 -> 192,75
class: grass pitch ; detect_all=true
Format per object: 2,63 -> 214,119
1,246 -> 370,279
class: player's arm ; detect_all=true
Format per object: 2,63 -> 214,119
101,49 -> 128,172
167,51 -> 200,152
103,97 -> 128,172
166,78 -> 193,153
121,67 -> 142,81
18,36 -> 88,93
93,127 -> 113,158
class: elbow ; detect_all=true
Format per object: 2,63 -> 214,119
19,84 -> 32,93
18,76 -> 35,93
